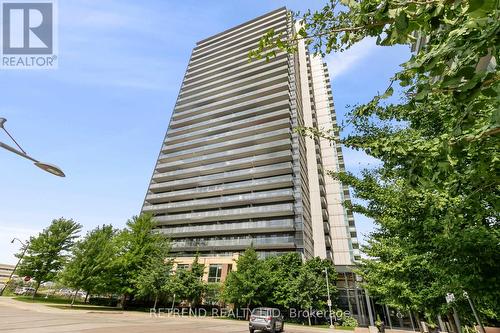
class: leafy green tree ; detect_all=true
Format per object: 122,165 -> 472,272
264,252 -> 303,309
16,218 -> 81,298
292,258 -> 336,326
222,248 -> 270,312
171,255 -> 206,307
250,0 -> 499,322
59,225 -> 117,305
204,282 -> 223,306
133,241 -> 173,310
112,213 -> 170,308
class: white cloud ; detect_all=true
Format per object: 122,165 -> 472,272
325,37 -> 377,78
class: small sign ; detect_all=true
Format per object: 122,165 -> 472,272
445,293 -> 455,303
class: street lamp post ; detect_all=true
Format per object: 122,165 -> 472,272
0,118 -> 65,177
0,238 -> 29,296
324,268 -> 334,329
463,291 -> 485,333
446,293 -> 462,333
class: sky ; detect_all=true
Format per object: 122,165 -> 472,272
0,0 -> 410,264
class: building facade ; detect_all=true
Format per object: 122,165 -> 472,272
141,7 -> 359,268
0,263 -> 15,286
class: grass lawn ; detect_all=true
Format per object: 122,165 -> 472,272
47,304 -> 123,312
13,295 -> 87,306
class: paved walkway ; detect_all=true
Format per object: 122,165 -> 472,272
0,297 -> 353,333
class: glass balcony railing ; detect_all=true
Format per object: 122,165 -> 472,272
154,203 -> 295,224
155,139 -> 291,173
145,175 -> 294,204
161,118 -> 290,154
143,189 -> 294,214
171,235 -> 296,248
165,109 -> 289,146
150,162 -> 293,192
158,129 -> 290,163
171,91 -> 288,125
159,218 -> 294,236
153,150 -> 292,182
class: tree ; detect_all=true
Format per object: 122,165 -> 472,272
59,225 -> 116,305
292,258 -> 336,326
250,0 -> 499,322
171,255 -> 207,307
133,241 -> 173,310
112,213 -> 170,308
16,218 -> 81,298
263,252 -> 303,309
222,248 -> 270,313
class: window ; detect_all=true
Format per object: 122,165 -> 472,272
207,264 -> 222,283
176,264 -> 189,271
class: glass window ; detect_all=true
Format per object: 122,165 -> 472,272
207,264 -> 222,283
176,264 -> 189,271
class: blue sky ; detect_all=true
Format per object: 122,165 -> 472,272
0,0 -> 410,264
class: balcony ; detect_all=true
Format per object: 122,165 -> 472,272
179,61 -> 287,101
191,11 -> 286,60
145,175 -> 294,204
149,162 -> 293,192
188,32 -> 286,79
170,235 -> 296,252
158,129 -> 291,163
161,118 -> 290,154
176,74 -> 289,112
158,218 -> 295,238
173,81 -> 289,119
171,90 -> 289,123
155,139 -> 291,173
154,203 -> 295,225
143,189 -> 294,214
166,109 -> 290,144
153,151 -> 292,182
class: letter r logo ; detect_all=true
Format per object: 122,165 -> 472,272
2,2 -> 53,54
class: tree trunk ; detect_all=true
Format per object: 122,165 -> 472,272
84,292 -> 89,303
246,300 -> 252,320
447,312 -> 458,333
171,294 -> 176,310
308,307 -> 312,326
32,281 -> 41,300
117,293 -> 127,309
153,294 -> 158,310
71,289 -> 79,307
415,312 -> 423,333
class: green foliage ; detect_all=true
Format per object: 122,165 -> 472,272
252,0 -> 499,323
342,315 -> 358,328
292,258 -> 337,319
59,225 -> 116,298
133,245 -> 172,309
223,249 -> 337,320
176,255 -> 206,306
112,213 -> 171,301
263,252 -> 303,308
222,247 -> 269,308
16,218 -> 81,295
204,282 -> 223,306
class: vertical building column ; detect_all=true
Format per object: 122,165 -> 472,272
295,22 -> 327,259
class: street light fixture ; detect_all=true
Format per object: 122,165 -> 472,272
324,268 -> 334,329
0,238 -> 30,296
0,118 -> 65,177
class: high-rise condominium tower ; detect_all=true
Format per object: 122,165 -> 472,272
141,7 -> 360,267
